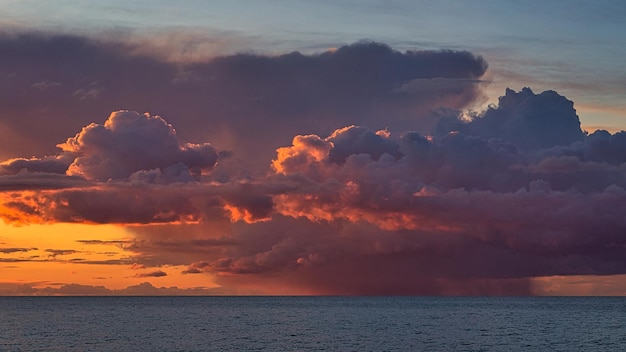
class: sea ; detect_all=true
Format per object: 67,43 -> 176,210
0,296 -> 624,351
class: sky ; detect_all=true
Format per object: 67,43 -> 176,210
0,0 -> 625,296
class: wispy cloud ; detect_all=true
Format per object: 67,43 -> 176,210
133,270 -> 167,278
0,247 -> 37,254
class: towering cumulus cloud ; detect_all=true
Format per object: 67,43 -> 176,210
435,87 -> 585,149
1,31 -> 625,295
207,88 -> 626,295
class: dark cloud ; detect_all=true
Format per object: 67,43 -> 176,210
0,247 -> 37,254
134,270 -> 168,278
209,93 -> 625,294
582,130 -> 626,165
434,87 -> 585,150
0,171 -> 89,191
205,216 -> 535,295
182,261 -> 210,275
1,86 -> 622,294
70,259 -> 135,266
0,250 -> 132,265
0,154 -> 73,175
76,239 -> 131,246
205,193 -> 624,294
0,180 -> 278,225
45,249 -> 80,257
0,258 -> 31,263
0,32 -> 487,172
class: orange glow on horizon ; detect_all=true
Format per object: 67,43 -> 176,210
532,275 -> 626,296
0,222 -> 220,294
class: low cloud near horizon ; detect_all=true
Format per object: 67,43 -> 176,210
1,31 -> 625,295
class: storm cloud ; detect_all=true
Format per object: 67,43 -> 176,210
210,88 -> 625,294
1,30 -> 625,295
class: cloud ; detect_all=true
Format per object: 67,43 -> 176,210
0,109 -> 270,225
45,249 -> 80,258
193,88 -> 626,294
434,87 -> 585,150
134,270 -> 167,278
204,184 -> 626,294
32,80 -> 64,90
182,261 -> 210,274
0,154 -> 74,176
0,171 -> 89,192
0,281 -> 224,296
0,180 -> 279,225
0,32 -> 487,171
2,87 -> 625,295
2,30 -> 626,295
0,247 -> 37,254
202,216 -> 535,295
76,239 -> 131,246
0,111 -> 218,190
583,130 -> 626,165
58,110 -> 218,181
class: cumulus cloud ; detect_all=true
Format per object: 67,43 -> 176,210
58,110 -> 218,181
0,109 -> 218,192
434,87 -> 585,150
2,85 -> 625,295
0,110 -> 242,225
581,130 -> 626,165
190,87 -> 626,294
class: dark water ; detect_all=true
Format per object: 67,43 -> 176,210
1,296 -> 625,351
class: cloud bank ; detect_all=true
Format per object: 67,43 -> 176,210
0,32 -> 487,171
1,31 -> 625,295
0,282 -> 222,296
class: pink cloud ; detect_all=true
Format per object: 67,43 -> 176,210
58,110 -> 217,181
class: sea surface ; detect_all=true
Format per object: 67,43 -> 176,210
0,296 -> 624,351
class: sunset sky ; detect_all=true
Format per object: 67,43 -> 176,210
1,0 -> 626,295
